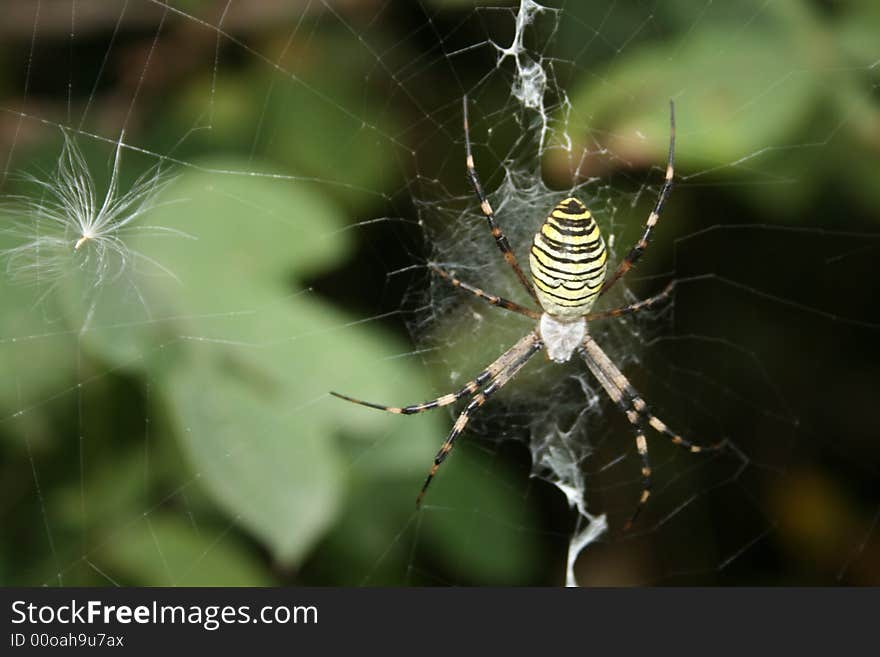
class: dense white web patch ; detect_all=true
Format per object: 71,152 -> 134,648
494,1 -> 558,150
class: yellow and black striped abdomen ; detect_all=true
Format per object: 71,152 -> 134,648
529,197 -> 607,318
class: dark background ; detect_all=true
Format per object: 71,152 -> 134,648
0,0 -> 878,586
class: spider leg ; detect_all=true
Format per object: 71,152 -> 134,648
584,281 -> 675,322
331,335 -> 529,415
581,337 -> 653,530
582,335 -> 725,455
600,101 -> 676,297
430,264 -> 541,320
330,389 -> 473,416
642,412 -> 726,454
581,335 -> 724,530
417,332 -> 543,507
463,96 -> 542,308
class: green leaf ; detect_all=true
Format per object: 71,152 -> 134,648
164,350 -> 345,566
55,160 -> 353,370
560,27 -> 817,170
93,513 -> 271,586
45,158 -> 446,567
0,219 -> 79,444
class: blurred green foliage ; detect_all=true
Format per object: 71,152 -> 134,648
0,0 -> 878,586
560,0 -> 880,214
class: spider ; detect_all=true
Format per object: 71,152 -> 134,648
333,97 -> 723,529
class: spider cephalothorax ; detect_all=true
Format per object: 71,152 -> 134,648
332,97 -> 724,529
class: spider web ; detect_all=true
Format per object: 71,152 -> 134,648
1,0 -> 879,588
